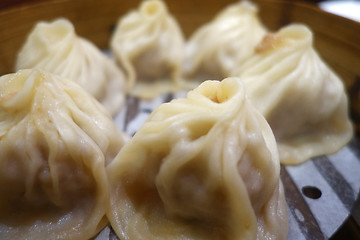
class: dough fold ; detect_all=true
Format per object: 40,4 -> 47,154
0,69 -> 127,240
107,77 -> 288,240
236,24 -> 353,164
16,18 -> 126,116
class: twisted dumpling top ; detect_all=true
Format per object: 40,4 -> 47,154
16,18 -> 126,116
0,69 -> 127,240
182,1 -> 267,82
236,24 -> 353,164
107,77 -> 288,240
111,0 -> 186,98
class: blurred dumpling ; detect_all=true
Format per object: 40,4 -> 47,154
107,78 -> 288,240
110,0 -> 187,99
182,1 -> 267,82
15,18 -> 126,116
0,69 -> 128,240
235,24 -> 353,165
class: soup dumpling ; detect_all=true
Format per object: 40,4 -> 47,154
16,18 -> 126,116
236,24 -> 353,164
182,1 -> 267,82
111,0 -> 186,98
107,77 -> 288,240
0,69 -> 127,240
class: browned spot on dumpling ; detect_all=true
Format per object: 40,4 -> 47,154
255,33 -> 285,53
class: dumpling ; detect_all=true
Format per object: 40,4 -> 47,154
235,24 -> 353,165
110,0 -> 187,99
15,18 -> 126,116
182,1 -> 267,82
106,77 -> 288,240
0,69 -> 128,240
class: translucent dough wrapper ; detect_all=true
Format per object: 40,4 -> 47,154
16,18 -> 126,116
182,1 -> 266,82
107,78 -> 288,240
236,24 -> 353,165
0,69 -> 127,240
110,0 -> 186,98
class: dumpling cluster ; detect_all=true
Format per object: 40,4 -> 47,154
111,0 -> 186,98
2,0 -> 355,239
235,24 -> 353,164
0,69 -> 127,240
106,78 -> 288,240
15,18 -> 126,116
182,0 -> 267,82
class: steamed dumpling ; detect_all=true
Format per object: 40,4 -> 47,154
0,69 -> 127,240
107,78 -> 288,240
236,24 -> 353,165
110,0 -> 186,98
182,1 -> 267,82
15,18 -> 126,116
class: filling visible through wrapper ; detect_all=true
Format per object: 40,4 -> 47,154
0,69 -> 127,240
106,77 -> 288,240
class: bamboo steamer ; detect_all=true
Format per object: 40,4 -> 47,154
0,0 -> 359,239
